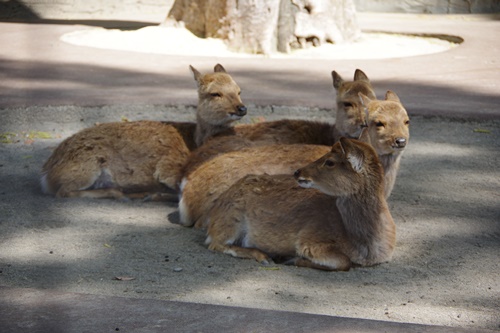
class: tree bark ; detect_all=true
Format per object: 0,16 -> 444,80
164,0 -> 360,55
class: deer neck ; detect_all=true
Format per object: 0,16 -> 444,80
378,151 -> 403,198
336,188 -> 394,264
194,114 -> 234,147
319,122 -> 338,145
379,151 -> 402,174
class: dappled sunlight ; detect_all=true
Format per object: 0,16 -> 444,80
172,256 -> 498,328
0,228 -> 109,263
1,107 -> 498,330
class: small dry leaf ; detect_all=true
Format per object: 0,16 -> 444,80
259,266 -> 280,271
113,276 -> 136,281
473,128 -> 491,134
27,131 -> 52,139
103,243 -> 112,248
121,116 -> 130,122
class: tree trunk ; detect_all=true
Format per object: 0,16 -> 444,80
164,0 -> 360,55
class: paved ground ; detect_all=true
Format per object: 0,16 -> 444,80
0,286 -> 491,333
0,12 -> 499,333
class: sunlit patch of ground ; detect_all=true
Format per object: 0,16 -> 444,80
60,25 -> 458,59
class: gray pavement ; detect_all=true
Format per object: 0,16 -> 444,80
0,286 -> 493,333
0,13 -> 499,333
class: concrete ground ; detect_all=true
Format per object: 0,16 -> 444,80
0,12 -> 499,333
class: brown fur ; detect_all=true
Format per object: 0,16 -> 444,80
40,64 -> 246,200
205,138 -> 396,271
180,69 -> 376,178
178,91 -> 409,228
178,144 -> 331,227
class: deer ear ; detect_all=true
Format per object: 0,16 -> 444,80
340,138 -> 364,173
332,71 -> 344,89
357,127 -> 372,145
385,90 -> 401,102
190,65 -> 202,83
338,137 -> 347,156
214,64 -> 227,73
358,92 -> 372,108
354,69 -> 369,82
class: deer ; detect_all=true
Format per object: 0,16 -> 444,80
40,64 -> 247,200
177,90 -> 409,228
205,137 -> 396,271
178,69 -> 376,179
358,91 -> 410,197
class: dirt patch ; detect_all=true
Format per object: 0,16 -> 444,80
0,105 -> 499,330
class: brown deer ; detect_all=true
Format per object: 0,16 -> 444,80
178,90 -> 409,228
40,64 -> 246,200
358,91 -> 410,198
179,69 -> 376,178
205,137 -> 396,271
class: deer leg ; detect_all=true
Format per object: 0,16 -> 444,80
208,243 -> 272,265
141,192 -> 179,202
54,167 -> 130,200
154,156 -> 186,191
58,188 -> 128,201
193,218 -> 208,229
283,257 -> 349,271
205,204 -> 272,263
296,242 -> 352,271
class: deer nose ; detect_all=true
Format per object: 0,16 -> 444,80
236,105 -> 247,116
395,137 -> 407,148
294,169 -> 301,179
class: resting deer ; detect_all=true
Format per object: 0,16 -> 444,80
358,91 -> 409,197
205,137 -> 396,271
179,69 -> 376,178
178,90 -> 409,228
40,64 -> 247,200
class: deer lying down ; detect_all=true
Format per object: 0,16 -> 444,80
205,137 -> 396,271
178,90 -> 409,228
178,144 -> 331,227
40,64 -> 246,200
179,69 -> 376,179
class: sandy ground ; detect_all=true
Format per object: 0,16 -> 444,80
0,104 -> 499,331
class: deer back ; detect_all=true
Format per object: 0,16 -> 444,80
180,144 -> 331,228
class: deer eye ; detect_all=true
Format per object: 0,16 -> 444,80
342,102 -> 353,108
211,93 -> 221,97
376,121 -> 385,127
324,160 -> 335,167
405,119 -> 410,125
238,91 -> 241,95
